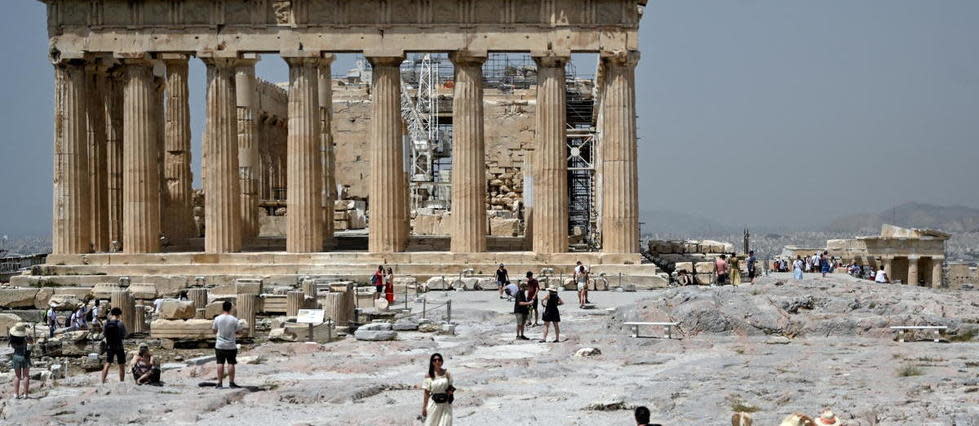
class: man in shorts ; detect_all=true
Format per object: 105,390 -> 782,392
525,271 -> 540,326
512,282 -> 533,340
575,261 -> 589,308
212,301 -> 244,389
100,307 -> 127,383
746,250 -> 757,283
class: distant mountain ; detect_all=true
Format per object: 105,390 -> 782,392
640,209 -> 740,237
826,202 -> 979,234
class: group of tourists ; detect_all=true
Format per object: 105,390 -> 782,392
510,271 -> 564,342
371,265 -> 396,304
711,251 -> 759,285
44,300 -> 102,338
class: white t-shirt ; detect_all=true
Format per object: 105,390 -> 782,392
212,313 -> 243,350
874,270 -> 887,283
793,260 -> 804,271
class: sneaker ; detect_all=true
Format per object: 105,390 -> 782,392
517,335 -> 530,340
229,382 -> 241,389
215,384 -> 225,389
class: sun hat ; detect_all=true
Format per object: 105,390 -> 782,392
780,414 -> 816,426
9,322 -> 29,338
814,410 -> 839,425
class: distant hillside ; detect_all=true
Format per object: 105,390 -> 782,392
826,202 -> 979,234
640,209 -> 740,237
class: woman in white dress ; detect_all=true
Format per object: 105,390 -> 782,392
421,353 -> 454,426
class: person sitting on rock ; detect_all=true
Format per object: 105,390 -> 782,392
131,343 -> 161,385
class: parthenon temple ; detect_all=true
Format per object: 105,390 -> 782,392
27,0 -> 657,287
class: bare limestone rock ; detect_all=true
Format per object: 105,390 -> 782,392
0,313 -> 22,337
48,294 -> 84,311
158,300 -> 196,320
359,322 -> 393,331
269,327 -> 298,342
425,277 -> 449,291
392,318 -> 420,331
574,347 -> 602,357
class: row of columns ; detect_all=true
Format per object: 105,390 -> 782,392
52,50 -> 641,255
881,255 -> 944,287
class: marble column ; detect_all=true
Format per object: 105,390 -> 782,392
286,290 -> 304,316
600,52 -> 641,253
882,256 -> 893,282
52,60 -> 91,255
121,60 -> 161,253
235,58 -> 260,242
86,63 -> 110,252
317,57 -> 336,247
153,76 -> 166,243
188,288 -> 208,318
162,55 -> 195,241
367,56 -> 409,253
532,55 -> 569,254
449,52 -> 487,253
104,68 -> 124,251
237,294 -> 257,338
202,57 -> 242,253
930,257 -> 944,288
907,256 -> 920,286
284,55 -> 324,252
110,290 -> 135,337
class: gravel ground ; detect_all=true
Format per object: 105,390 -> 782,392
2,274 -> 978,425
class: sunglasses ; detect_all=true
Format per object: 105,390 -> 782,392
433,358 -> 443,363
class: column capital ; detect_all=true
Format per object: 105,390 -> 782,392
600,50 -> 641,67
158,53 -> 192,63
366,55 -> 406,67
200,56 -> 245,68
449,50 -> 488,66
532,53 -> 570,68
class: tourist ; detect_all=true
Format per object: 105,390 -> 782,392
793,256 -> 804,280
101,307 -> 127,383
730,255 -> 742,285
131,343 -> 160,385
575,261 -> 589,308
9,322 -> 32,399
212,300 -> 244,389
385,267 -> 396,304
747,250 -> 757,283
420,353 -> 454,426
539,286 -> 562,343
503,280 -> 519,301
73,303 -> 88,330
513,281 -> 533,340
633,406 -> 662,426
875,266 -> 889,283
496,264 -> 509,299
91,299 -> 102,329
819,251 -> 831,278
371,265 -> 385,300
813,410 -> 840,425
46,306 -> 57,337
715,255 -> 729,285
526,271 -> 540,327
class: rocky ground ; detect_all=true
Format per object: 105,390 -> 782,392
1,274 -> 978,425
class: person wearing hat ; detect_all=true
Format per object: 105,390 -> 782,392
131,343 -> 160,385
779,413 -> 816,426
8,322 -> 33,399
539,286 -> 563,343
814,410 -> 840,425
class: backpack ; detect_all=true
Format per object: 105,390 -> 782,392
370,273 -> 380,285
103,319 -> 122,348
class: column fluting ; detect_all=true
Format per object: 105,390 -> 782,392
105,68 -> 124,251
318,56 -> 336,247
367,56 -> 408,253
202,57 -> 242,253
449,53 -> 487,253
284,55 -> 324,252
86,63 -> 109,252
52,60 -> 92,254
121,60 -> 161,253
235,58 -> 260,243
532,55 -> 569,254
600,52 -> 641,253
162,55 -> 196,241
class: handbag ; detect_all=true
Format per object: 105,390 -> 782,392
431,393 -> 449,403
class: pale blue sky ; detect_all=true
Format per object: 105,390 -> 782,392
1,1 -> 978,237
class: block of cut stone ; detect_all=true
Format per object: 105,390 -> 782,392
0,313 -> 22,337
48,293 -> 84,311
425,277 -> 449,291
0,288 -> 40,309
158,300 -> 196,320
359,322 -> 392,331
269,327 -> 298,342
149,319 -> 214,339
129,283 -> 158,299
694,262 -> 715,274
695,273 -> 714,285
92,283 -> 126,299
354,329 -> 396,341
234,279 -> 264,295
674,262 -> 694,273
392,318 -> 420,331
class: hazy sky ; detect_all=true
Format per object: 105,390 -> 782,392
1,1 -> 977,237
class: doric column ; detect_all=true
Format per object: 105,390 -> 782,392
599,51 -> 641,253
86,62 -> 110,252
318,56 -> 336,247
930,256 -> 944,288
235,58 -> 260,243
52,60 -> 92,254
162,55 -> 195,241
532,55 -> 569,254
104,68 -> 124,251
367,55 -> 409,253
202,57 -> 242,253
449,52 -> 487,253
283,53 -> 324,252
907,256 -> 920,286
882,256 -> 894,282
153,75 -> 167,244
121,59 -> 161,253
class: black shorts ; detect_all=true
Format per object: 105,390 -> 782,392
375,285 -> 384,293
105,347 -> 126,365
748,270 -> 756,279
215,348 -> 238,365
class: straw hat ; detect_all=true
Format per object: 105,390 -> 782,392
814,410 -> 839,425
8,322 -> 29,338
780,414 -> 816,426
